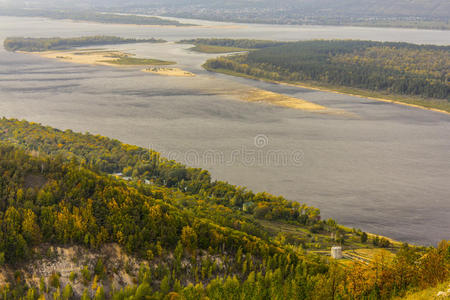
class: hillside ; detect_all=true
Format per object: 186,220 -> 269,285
0,118 -> 448,299
0,9 -> 193,27
396,280 -> 450,299
1,1 -> 448,29
149,0 -> 450,29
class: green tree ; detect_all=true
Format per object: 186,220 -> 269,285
361,232 -> 368,243
62,284 -> 74,300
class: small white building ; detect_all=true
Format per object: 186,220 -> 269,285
331,246 -> 343,259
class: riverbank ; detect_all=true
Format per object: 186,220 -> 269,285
204,65 -> 450,115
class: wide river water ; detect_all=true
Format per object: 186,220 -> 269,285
0,16 -> 449,245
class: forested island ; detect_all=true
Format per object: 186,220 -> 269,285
3,36 -> 166,52
204,40 -> 450,112
0,9 -> 192,27
180,39 -> 287,53
3,36 -> 177,68
0,117 -> 448,299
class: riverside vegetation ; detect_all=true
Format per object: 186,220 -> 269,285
3,36 -> 166,52
179,39 -> 287,53
203,39 -> 450,112
0,118 -> 448,299
3,37 -> 176,67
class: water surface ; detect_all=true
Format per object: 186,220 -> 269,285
0,16 -> 449,245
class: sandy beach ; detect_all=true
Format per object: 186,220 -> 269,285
229,88 -> 355,116
21,49 -> 133,67
143,67 -> 195,77
20,49 -> 176,69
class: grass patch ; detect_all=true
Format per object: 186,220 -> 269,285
256,219 -> 404,261
107,56 -> 176,66
190,44 -> 249,53
394,280 -> 450,299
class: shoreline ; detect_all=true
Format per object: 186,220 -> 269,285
18,49 -> 177,69
231,88 -> 357,117
204,66 -> 450,115
19,49 -> 139,67
285,81 -> 450,115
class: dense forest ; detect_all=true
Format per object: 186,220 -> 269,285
3,36 -> 166,52
0,118 -> 448,299
179,39 -> 289,53
179,39 -> 287,49
204,40 -> 450,101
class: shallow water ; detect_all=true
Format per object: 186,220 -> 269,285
0,16 -> 449,245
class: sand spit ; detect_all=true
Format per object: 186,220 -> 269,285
232,88 -> 356,117
20,49 -> 174,68
143,67 -> 195,77
22,49 -> 134,67
241,89 -> 326,111
279,81 -> 450,115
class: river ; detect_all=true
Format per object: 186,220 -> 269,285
0,15 -> 449,245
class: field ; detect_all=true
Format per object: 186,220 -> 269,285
257,219 -> 402,255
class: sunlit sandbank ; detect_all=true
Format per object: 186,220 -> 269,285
242,89 -> 326,111
20,49 -> 175,67
143,67 -> 196,77
224,88 -> 356,116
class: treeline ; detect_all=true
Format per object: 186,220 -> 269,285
0,121 -> 449,299
204,40 -> 450,100
0,9 -> 191,26
0,118 -> 322,230
0,143 -> 280,261
3,36 -> 166,52
179,38 -> 288,49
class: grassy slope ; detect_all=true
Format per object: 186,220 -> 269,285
395,280 -> 450,299
203,64 -> 450,114
258,219 -> 403,254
